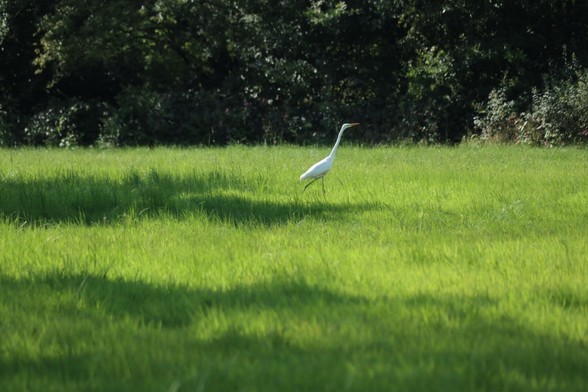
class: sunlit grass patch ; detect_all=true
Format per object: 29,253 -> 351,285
1,146 -> 587,391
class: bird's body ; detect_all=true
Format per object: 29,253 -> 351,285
300,122 -> 359,192
299,156 -> 333,181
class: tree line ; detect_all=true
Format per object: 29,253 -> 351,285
1,0 -> 588,147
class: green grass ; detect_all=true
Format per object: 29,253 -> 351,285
1,145 -> 587,391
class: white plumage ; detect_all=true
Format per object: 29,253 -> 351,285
300,123 -> 359,193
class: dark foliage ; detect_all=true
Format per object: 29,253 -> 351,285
1,0 -> 588,146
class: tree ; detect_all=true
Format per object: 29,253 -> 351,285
0,0 -> 54,144
1,0 -> 588,146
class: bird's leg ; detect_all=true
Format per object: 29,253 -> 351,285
303,178 -> 319,192
321,177 -> 325,194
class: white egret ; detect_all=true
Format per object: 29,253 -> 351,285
300,122 -> 360,193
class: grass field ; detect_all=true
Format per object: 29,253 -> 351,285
1,145 -> 587,391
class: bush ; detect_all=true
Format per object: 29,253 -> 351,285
474,66 -> 588,146
473,88 -> 520,143
24,100 -> 108,147
529,68 -> 588,144
102,86 -> 259,146
0,104 -> 8,146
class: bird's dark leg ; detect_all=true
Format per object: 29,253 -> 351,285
321,177 -> 325,194
303,178 -> 319,192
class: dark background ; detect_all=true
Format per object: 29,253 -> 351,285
1,0 -> 587,146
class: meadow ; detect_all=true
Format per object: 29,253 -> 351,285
0,145 -> 587,391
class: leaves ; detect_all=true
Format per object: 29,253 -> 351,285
1,0 -> 588,145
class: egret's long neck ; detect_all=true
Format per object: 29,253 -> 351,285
328,128 -> 346,159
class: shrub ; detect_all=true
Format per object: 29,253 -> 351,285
474,66 -> 588,146
24,100 -> 108,147
473,88 -> 520,143
0,104 -> 8,146
102,86 -> 259,146
529,68 -> 588,144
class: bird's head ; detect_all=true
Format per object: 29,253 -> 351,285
341,123 -> 360,132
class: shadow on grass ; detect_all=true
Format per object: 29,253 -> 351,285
1,273 -> 587,391
0,169 -> 373,226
